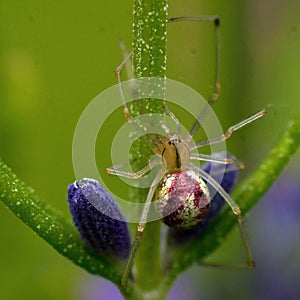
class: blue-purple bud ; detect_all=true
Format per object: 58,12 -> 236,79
168,152 -> 239,243
68,178 -> 131,260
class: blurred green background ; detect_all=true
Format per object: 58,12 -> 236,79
1,1 -> 299,299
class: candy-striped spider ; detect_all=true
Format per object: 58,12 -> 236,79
106,16 -> 266,289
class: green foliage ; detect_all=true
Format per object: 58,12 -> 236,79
0,161 -> 120,282
1,112 -> 300,299
1,0 -> 300,300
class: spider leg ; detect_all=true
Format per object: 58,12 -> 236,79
106,157 -> 161,179
191,109 -> 267,150
200,152 -> 245,175
168,16 -> 221,139
208,163 -> 244,176
118,40 -> 136,86
115,49 -> 134,121
190,163 -> 255,268
120,168 -> 165,289
163,106 -> 182,139
190,153 -> 243,167
114,43 -> 168,154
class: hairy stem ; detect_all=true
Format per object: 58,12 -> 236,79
127,0 -> 168,294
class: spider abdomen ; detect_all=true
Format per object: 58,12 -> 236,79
155,170 -> 210,230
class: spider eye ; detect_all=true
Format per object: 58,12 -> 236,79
168,137 -> 181,146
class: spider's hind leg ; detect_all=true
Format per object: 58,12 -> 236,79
191,163 -> 255,269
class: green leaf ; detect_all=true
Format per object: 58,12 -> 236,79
0,161 -> 122,284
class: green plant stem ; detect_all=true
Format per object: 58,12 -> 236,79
128,0 -> 168,294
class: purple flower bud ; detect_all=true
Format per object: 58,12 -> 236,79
167,152 -> 239,243
68,178 -> 131,260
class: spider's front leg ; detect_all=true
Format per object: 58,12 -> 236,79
114,49 -> 134,121
191,109 -> 267,150
168,15 -> 221,138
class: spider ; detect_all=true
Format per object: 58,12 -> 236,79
106,16 -> 267,289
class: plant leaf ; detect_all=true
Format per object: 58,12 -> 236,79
0,161 -> 123,284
